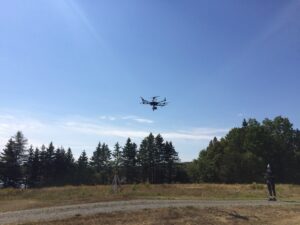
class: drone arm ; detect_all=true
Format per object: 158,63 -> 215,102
140,97 -> 150,104
157,101 -> 168,106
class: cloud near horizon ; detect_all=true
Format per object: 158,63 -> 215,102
99,115 -> 154,124
0,112 -> 229,160
0,112 -> 228,143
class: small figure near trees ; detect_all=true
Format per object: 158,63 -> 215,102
265,164 -> 276,201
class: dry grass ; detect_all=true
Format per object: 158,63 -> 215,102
21,205 -> 300,225
1,183 -> 300,212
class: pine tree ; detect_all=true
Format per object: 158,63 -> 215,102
90,142 -> 111,184
14,131 -> 28,165
76,150 -> 91,184
137,138 -> 149,182
242,119 -> 248,128
65,148 -> 75,184
164,141 -> 179,183
154,134 -> 164,183
0,138 -> 22,187
122,138 -> 137,183
112,142 -> 122,176
39,144 -> 47,185
32,148 -> 41,185
78,150 -> 89,169
43,142 -> 55,185
66,148 -> 75,165
147,133 -> 156,183
24,146 -> 41,187
0,132 -> 28,187
25,145 -> 35,187
53,147 -> 67,185
138,133 -> 155,183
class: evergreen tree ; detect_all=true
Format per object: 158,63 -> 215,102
53,147 -> 68,185
40,142 -> 55,185
0,138 -> 22,187
90,142 -> 111,184
0,132 -> 28,187
164,141 -> 179,183
13,131 -> 28,165
78,150 -> 89,169
112,142 -> 122,176
66,148 -> 75,165
76,150 -> 92,184
138,138 -> 149,182
242,119 -> 248,128
32,148 -> 41,185
122,138 -> 137,183
154,134 -> 165,183
65,148 -> 75,184
25,145 -> 36,187
39,144 -> 47,185
138,133 -> 156,183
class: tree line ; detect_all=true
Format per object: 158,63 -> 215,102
0,132 -> 183,187
188,116 -> 300,184
1,116 -> 299,187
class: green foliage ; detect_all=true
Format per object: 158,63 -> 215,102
0,132 -> 27,187
189,116 -> 300,184
112,142 -> 122,175
0,139 -> 23,187
0,132 -> 178,186
121,138 -> 138,183
137,134 -> 179,184
76,150 -> 94,185
90,142 -> 112,184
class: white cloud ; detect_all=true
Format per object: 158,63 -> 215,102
162,128 -> 228,141
162,132 -> 212,140
122,115 -> 154,124
188,128 -> 229,135
108,116 -> 116,121
0,111 -> 228,161
62,121 -> 149,138
134,118 -> 153,124
99,116 -> 116,121
99,115 -> 154,124
0,114 -> 15,120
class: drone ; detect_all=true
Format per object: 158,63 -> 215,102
140,96 -> 168,111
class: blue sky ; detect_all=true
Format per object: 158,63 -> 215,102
0,0 -> 300,161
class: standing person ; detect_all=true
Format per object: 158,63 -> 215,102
265,164 -> 276,201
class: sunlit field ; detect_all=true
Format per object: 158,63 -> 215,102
1,183 -> 300,212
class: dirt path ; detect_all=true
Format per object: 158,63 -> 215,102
0,199 -> 299,225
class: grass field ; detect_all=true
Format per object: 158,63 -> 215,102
1,183 -> 300,212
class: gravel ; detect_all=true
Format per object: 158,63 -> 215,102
0,199 -> 298,224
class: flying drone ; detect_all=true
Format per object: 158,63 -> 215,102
140,96 -> 168,111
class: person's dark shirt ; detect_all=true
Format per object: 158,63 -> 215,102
265,168 -> 274,183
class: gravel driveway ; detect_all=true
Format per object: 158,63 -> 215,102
0,199 -> 299,224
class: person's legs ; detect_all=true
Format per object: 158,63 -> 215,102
267,182 -> 273,200
271,182 -> 276,200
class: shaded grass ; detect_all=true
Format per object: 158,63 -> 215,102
1,183 -> 300,212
